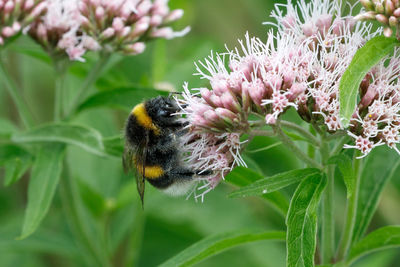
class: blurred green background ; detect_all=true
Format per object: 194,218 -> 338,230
0,0 -> 399,266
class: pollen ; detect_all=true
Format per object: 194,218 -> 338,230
136,164 -> 165,179
132,103 -> 161,135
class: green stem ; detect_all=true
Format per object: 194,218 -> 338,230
337,151 -> 363,261
320,139 -> 335,263
66,53 -> 111,118
0,54 -> 34,128
280,120 -> 320,147
249,129 -> 276,137
272,123 -> 322,169
54,61 -> 67,121
331,136 -> 350,157
60,162 -> 112,267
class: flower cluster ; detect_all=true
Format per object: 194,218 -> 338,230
0,0 -> 46,45
178,0 -> 400,197
28,0 -> 188,61
79,0 -> 190,56
356,0 -> 400,37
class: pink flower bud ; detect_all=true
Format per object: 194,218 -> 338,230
66,45 -> 86,62
210,77 -> 229,96
89,0 -> 100,5
29,2 -> 47,18
221,92 -> 240,113
23,0 -> 34,10
164,9 -> 184,23
385,0 -> 395,15
150,15 -> 163,27
200,88 -> 215,107
12,22 -> 21,32
302,22 -> 318,37
282,14 -> 296,29
376,14 -> 389,24
152,0 -> 169,17
113,17 -> 125,32
210,94 -> 223,107
384,26 -> 393,37
95,6 -> 105,20
375,2 -> 385,13
394,8 -> 400,17
4,1 -> 14,13
137,0 -> 152,17
288,83 -> 306,101
132,16 -> 150,36
215,108 -> 237,121
203,110 -> 220,123
101,27 -> 115,38
389,15 -> 398,26
359,85 -> 377,109
265,114 -> 276,125
124,42 -> 146,55
150,27 -> 174,38
2,27 -> 14,37
316,14 -> 332,33
82,36 -> 100,51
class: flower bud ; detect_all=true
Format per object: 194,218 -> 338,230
376,13 -> 389,24
2,26 -> 14,37
112,17 -> 125,32
200,88 -> 215,107
394,8 -> 400,16
385,0 -> 395,15
360,0 -> 374,10
265,114 -> 277,124
164,9 -> 184,23
384,26 -> 393,36
124,42 -> 146,55
389,15 -> 398,26
101,27 -> 115,39
221,92 -> 240,113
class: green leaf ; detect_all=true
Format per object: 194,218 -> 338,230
339,36 -> 400,127
103,135 -> 124,157
352,147 -> 400,242
19,144 -> 65,239
328,154 -> 354,198
77,179 -> 106,218
12,123 -> 107,156
348,226 -> 400,265
226,167 -> 290,215
286,173 -> 326,267
228,168 -> 320,198
159,231 -> 285,267
0,117 -> 18,138
0,144 -> 33,186
77,87 -> 168,113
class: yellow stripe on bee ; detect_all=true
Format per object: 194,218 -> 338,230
136,164 -> 165,179
132,103 -> 161,135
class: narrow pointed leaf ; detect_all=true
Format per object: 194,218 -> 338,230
228,167 -> 320,198
226,166 -> 289,215
0,144 -> 33,186
328,154 -> 354,198
352,147 -> 400,242
19,144 -> 65,239
103,135 -> 124,157
339,36 -> 400,127
286,173 -> 326,267
348,226 -> 400,265
12,124 -> 106,156
159,231 -> 285,267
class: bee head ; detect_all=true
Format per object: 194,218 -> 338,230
146,96 -> 181,127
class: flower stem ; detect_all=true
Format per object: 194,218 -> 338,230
0,53 -> 34,128
280,120 -> 320,146
272,123 -> 322,169
54,61 -> 68,121
337,151 -> 363,260
66,52 -> 111,118
320,139 -> 335,263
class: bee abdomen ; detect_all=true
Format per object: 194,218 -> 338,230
136,163 -> 165,179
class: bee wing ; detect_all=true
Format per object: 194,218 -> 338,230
122,133 -> 148,208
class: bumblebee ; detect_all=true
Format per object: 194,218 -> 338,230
123,96 -> 207,206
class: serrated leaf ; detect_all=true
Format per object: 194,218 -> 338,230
19,144 -> 65,239
339,36 -> 400,127
352,147 -> 400,242
159,231 -> 285,267
286,173 -> 326,267
226,166 -> 289,215
228,168 -> 320,198
348,226 -> 400,265
328,154 -> 354,198
12,123 -> 107,156
77,87 -> 168,113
